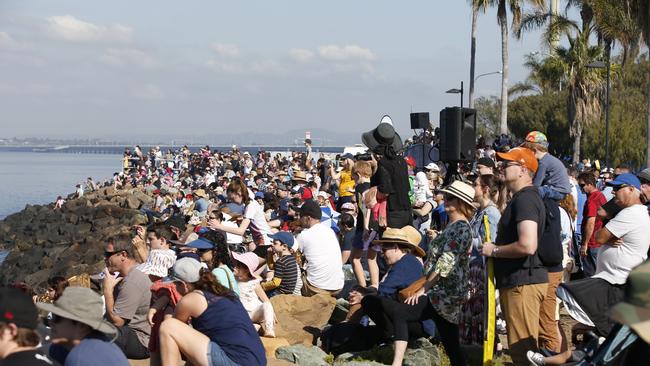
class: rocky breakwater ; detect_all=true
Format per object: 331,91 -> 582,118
0,186 -> 152,288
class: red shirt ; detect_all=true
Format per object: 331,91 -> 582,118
582,190 -> 607,248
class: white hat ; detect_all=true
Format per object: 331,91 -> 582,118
440,180 -> 475,206
424,162 -> 440,172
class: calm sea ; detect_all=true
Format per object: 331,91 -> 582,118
0,152 -> 121,219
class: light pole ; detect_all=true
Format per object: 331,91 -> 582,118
471,71 -> 502,106
446,81 -> 464,109
587,51 -> 611,168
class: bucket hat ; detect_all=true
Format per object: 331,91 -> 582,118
610,260 -> 650,343
170,257 -> 203,283
523,130 -> 549,148
362,115 -> 403,152
373,226 -> 426,257
440,180 -> 476,207
136,248 -> 177,278
232,252 -> 261,279
38,287 -> 117,337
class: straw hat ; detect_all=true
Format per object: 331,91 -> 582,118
373,226 -> 425,257
292,171 -> 308,183
193,189 -> 208,199
38,287 -> 117,337
440,181 -> 475,207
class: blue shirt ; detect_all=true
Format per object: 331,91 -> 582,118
50,332 -> 129,366
533,153 -> 572,195
378,254 -> 423,299
194,198 -> 209,213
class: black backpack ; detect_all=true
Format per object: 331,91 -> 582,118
537,197 -> 563,267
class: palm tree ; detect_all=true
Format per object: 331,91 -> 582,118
475,0 -> 546,135
519,10 -> 606,164
468,0 -> 491,108
630,0 -> 650,167
509,52 -> 565,96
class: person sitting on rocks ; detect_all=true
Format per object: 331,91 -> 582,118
41,287 -> 130,366
102,237 -> 152,360
261,231 -> 303,296
295,199 -> 344,296
159,258 -> 266,366
232,252 -> 276,337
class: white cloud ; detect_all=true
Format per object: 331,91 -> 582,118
46,15 -> 133,43
206,59 -> 286,75
130,84 -> 164,100
210,43 -> 240,57
317,45 -> 375,61
288,48 -> 315,62
100,48 -> 159,69
0,32 -> 29,51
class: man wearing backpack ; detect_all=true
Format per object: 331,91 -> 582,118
481,147 -> 548,365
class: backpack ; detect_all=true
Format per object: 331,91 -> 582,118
537,197 -> 563,267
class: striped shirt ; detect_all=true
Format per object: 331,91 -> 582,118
275,255 -> 302,295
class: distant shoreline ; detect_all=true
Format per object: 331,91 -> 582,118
0,145 -> 348,155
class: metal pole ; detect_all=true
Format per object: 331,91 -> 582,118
605,44 -> 611,168
460,81 -> 464,110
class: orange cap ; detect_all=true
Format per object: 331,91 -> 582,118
496,147 -> 538,173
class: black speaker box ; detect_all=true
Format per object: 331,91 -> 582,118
410,112 -> 430,130
439,107 -> 476,162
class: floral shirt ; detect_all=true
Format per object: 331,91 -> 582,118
424,219 -> 473,324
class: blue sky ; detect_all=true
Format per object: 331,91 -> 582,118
0,0 -> 547,142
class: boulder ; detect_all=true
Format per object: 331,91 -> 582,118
275,344 -> 330,366
334,338 -> 442,366
261,337 -> 291,360
270,294 -> 336,345
125,195 -> 142,210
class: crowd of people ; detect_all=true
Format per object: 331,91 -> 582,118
2,117 -> 650,366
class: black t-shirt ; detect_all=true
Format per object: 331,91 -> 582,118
494,185 -> 548,289
341,227 -> 356,252
354,182 -> 379,231
370,157 -> 411,212
0,350 -> 57,366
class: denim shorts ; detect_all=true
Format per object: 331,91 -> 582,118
351,229 -> 381,252
207,341 -> 240,366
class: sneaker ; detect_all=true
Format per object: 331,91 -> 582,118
527,351 -> 545,366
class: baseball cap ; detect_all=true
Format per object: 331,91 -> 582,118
185,237 -> 215,250
170,257 -> 203,283
254,191 -> 265,199
341,153 -> 354,160
637,168 -> 650,184
268,231 -> 295,247
0,287 -> 38,329
496,147 -> 539,173
524,131 -> 549,148
477,157 -> 496,168
606,173 -> 641,190
299,199 -> 322,220
405,156 -> 416,168
341,202 -> 356,211
424,162 -> 440,172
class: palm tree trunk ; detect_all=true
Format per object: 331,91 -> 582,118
572,120 -> 582,165
469,2 -> 478,109
498,9 -> 509,135
646,76 -> 650,168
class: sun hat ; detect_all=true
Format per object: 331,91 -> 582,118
38,287 -> 117,337
232,252 -> 261,279
268,231 -> 295,247
609,260 -> 650,343
185,237 -> 216,250
440,180 -> 476,207
292,171 -> 308,183
362,115 -> 403,152
170,257 -> 203,283
606,173 -> 641,190
373,226 -> 426,257
299,199 -> 322,220
496,146 -> 539,173
524,131 -> 549,148
136,249 -> 177,278
424,162 -> 440,172
0,288 -> 38,329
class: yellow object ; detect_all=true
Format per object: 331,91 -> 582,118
338,169 -> 355,197
482,214 -> 496,365
261,277 -> 282,291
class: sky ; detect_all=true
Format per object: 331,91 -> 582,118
0,0 -> 548,143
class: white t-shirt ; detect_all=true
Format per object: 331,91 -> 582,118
244,200 -> 273,245
296,222 -> 344,291
593,204 -> 650,284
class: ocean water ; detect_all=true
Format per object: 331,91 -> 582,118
0,152 -> 121,219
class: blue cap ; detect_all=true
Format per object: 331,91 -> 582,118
185,237 -> 215,250
341,153 -> 354,160
607,173 -> 641,190
254,191 -> 265,199
225,203 -> 244,215
268,231 -> 294,247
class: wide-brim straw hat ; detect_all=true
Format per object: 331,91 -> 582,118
362,115 -> 403,152
373,226 -> 425,257
610,260 -> 650,343
440,180 -> 475,207
38,287 -> 118,338
193,189 -> 208,199
292,171 -> 308,182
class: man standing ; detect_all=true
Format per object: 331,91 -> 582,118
295,200 -> 344,296
103,237 -> 152,359
481,147 -> 548,365
577,171 -> 607,277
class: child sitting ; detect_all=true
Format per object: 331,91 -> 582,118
261,232 -> 302,296
233,252 -> 276,337
521,131 -> 572,200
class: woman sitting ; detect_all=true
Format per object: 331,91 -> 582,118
159,258 -> 266,366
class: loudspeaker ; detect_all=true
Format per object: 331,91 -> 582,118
439,107 -> 476,162
410,112 -> 430,130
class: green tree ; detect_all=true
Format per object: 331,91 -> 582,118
474,95 -> 501,137
510,52 -> 565,96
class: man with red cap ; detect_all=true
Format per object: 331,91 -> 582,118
481,146 -> 548,365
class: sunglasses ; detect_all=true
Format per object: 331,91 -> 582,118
498,162 -> 521,170
612,184 -> 630,192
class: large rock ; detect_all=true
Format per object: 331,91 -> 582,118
334,338 -> 442,366
261,337 -> 291,360
270,294 -> 337,345
275,344 -> 330,366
